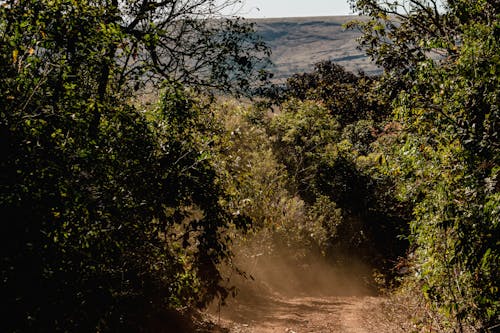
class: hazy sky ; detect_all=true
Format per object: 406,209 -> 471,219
228,0 -> 354,18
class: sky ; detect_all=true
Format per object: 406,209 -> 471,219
226,0 -> 354,18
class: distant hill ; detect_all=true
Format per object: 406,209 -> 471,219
253,16 -> 380,80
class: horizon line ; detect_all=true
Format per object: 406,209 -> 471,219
240,14 -> 361,19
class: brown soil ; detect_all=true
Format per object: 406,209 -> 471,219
204,252 -> 405,333
210,294 -> 402,333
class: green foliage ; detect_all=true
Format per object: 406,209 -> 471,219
266,96 -> 411,269
267,99 -> 341,202
350,0 -> 500,329
380,123 -> 499,329
0,1 -> 266,330
264,63 -> 410,271
1,80 -> 236,331
306,195 -> 344,256
211,101 -> 314,257
281,61 -> 389,125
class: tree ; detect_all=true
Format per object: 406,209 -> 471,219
347,0 -> 498,98
0,0 -> 266,330
279,61 -> 388,125
114,0 -> 271,93
348,0 -> 499,329
1,0 -> 269,96
266,96 -> 411,270
267,99 -> 341,203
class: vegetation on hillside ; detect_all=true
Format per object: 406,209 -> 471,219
0,0 -> 266,331
348,0 -> 499,330
1,0 -> 498,332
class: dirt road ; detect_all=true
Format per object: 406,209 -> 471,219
211,293 -> 400,333
203,250 -> 407,333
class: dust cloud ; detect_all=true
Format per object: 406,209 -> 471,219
227,244 -> 375,300
209,241 -> 376,307
238,253 -> 373,298
208,242 -> 377,330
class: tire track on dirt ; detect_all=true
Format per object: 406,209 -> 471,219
209,294 -> 399,333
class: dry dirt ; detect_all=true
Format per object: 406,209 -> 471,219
210,294 -> 402,333
204,253 -> 405,333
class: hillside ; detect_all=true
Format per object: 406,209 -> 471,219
254,16 -> 380,80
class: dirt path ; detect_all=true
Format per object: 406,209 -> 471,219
208,292 -> 401,333
204,252 -> 405,332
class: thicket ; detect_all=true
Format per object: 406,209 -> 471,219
347,0 -> 499,330
243,0 -> 499,330
0,0 -> 267,331
240,61 -> 409,282
2,0 -> 498,332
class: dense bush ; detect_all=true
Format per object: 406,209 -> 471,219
3,0 -> 497,331
265,84 -> 411,271
0,0 -> 266,330
350,0 -> 500,329
281,61 -> 389,125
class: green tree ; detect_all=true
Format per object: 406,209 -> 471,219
0,0 -> 266,330
349,0 -> 499,329
347,0 -> 498,96
280,61 -> 388,125
267,98 -> 410,269
267,99 -> 341,203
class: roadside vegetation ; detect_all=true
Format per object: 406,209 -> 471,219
1,0 -> 498,332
